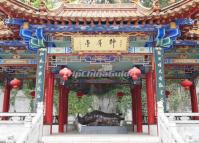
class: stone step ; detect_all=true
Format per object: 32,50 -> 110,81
42,134 -> 159,143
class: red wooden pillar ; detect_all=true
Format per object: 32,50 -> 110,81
190,82 -> 198,113
135,84 -> 143,133
58,85 -> 70,133
3,83 -> 11,113
146,71 -> 155,124
153,71 -> 157,124
45,72 -> 55,134
131,87 -> 137,132
63,87 -> 70,132
45,72 -> 54,123
58,85 -> 65,133
44,72 -> 49,123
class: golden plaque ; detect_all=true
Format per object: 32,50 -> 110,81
72,35 -> 128,53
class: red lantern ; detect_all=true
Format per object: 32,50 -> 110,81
59,68 -> 72,81
76,91 -> 84,99
165,90 -> 171,98
181,79 -> 192,90
30,91 -> 35,99
128,67 -> 141,80
10,78 -> 21,89
117,91 -> 124,98
117,91 -> 124,101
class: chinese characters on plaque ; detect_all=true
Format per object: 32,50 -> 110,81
73,35 -> 128,53
154,47 -> 166,105
35,49 -> 46,102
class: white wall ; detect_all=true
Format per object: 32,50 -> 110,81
0,89 -> 31,113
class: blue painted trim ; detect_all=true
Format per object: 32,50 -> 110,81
0,41 -> 25,47
39,24 -> 157,32
146,40 -> 199,47
174,41 -> 199,46
175,19 -> 194,25
4,18 -> 26,26
0,59 -> 37,65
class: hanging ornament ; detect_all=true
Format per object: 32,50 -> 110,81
128,67 -> 141,80
181,79 -> 192,90
10,78 -> 21,89
76,91 -> 84,100
165,90 -> 171,98
30,91 -> 35,99
59,68 -> 72,81
117,91 -> 124,102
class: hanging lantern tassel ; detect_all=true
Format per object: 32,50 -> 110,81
59,68 -> 72,81
30,91 -> 35,99
181,79 -> 192,90
10,78 -> 21,89
128,67 -> 141,80
76,91 -> 84,101
117,91 -> 124,102
165,90 -> 171,98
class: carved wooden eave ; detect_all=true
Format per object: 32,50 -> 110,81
184,22 -> 199,40
0,21 -> 12,38
0,0 -> 198,25
0,20 -> 20,40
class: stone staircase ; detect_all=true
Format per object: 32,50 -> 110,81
42,134 -> 159,143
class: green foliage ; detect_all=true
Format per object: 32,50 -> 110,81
166,79 -> 192,112
68,91 -> 93,115
141,0 -> 153,8
52,81 -> 149,116
10,89 -> 18,107
159,0 -> 169,8
114,86 -> 131,115
46,0 -> 54,9
0,80 -> 3,89
53,86 -> 93,115
32,0 -> 40,7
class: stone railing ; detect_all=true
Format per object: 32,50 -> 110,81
165,113 -> 199,143
0,113 -> 36,121
158,112 -> 199,143
0,104 -> 43,143
16,112 -> 43,143
0,112 -> 43,143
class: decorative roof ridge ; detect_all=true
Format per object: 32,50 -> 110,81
46,3 -> 147,16
62,3 -> 138,9
161,0 -> 197,12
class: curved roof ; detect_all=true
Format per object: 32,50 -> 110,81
0,0 -> 198,23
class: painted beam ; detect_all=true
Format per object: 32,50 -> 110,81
146,40 -> 199,47
0,59 -> 37,65
43,24 -> 156,32
0,41 -> 25,47
0,39 -> 198,49
174,40 -> 199,46
165,59 -> 199,64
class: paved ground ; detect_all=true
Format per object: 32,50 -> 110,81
42,134 -> 160,143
